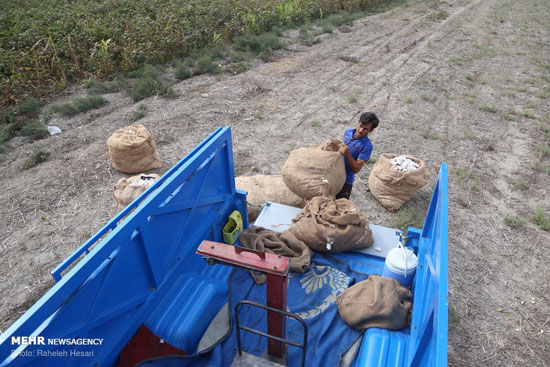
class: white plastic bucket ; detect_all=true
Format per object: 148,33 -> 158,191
382,246 -> 418,288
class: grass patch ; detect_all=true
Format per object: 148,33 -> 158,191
455,167 -> 471,184
367,157 -> 377,164
51,95 -> 108,116
129,65 -> 173,102
531,161 -> 550,174
347,92 -> 359,103
408,123 -> 419,130
405,97 -> 414,104
23,149 -> 50,169
235,32 -> 285,56
478,104 -> 498,113
395,207 -> 423,231
531,207 -> 550,231
311,120 -> 321,127
520,110 -> 536,119
320,22 -> 334,34
514,180 -> 529,190
428,10 -> 449,21
504,215 -> 526,229
18,97 -> 44,115
501,112 -> 518,121
461,131 -> 478,140
420,131 -> 438,140
85,77 -> 126,95
298,28 -> 315,46
420,94 -> 432,102
20,121 -> 49,140
131,105 -> 148,122
540,144 -> 550,157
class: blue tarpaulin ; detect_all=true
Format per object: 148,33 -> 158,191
138,253 -> 368,367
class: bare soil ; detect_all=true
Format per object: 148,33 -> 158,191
1,0 -> 549,365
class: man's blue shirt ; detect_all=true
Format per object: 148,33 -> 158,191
342,128 -> 373,185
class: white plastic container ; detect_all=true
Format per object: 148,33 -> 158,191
382,246 -> 418,288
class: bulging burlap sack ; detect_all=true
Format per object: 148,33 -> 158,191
235,175 -> 307,223
337,275 -> 412,331
368,153 -> 429,212
113,173 -> 160,212
282,139 -> 346,200
107,124 -> 164,173
289,196 -> 373,253
240,226 -> 313,284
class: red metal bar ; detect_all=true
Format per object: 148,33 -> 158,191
197,240 -> 289,357
266,272 -> 288,357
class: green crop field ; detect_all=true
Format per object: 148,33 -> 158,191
0,0 -> 395,107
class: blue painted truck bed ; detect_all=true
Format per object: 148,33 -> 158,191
0,127 -> 448,367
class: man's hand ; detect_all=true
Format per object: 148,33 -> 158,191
339,144 -> 350,156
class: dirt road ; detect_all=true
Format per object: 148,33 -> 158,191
1,0 -> 549,365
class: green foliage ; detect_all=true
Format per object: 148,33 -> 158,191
85,78 -> 126,95
235,33 -> 285,55
514,180 -> 529,190
455,167 -> 471,184
395,207 -> 423,231
0,126 -> 13,144
311,120 -> 321,127
2,0 -> 406,107
131,105 -> 148,122
540,144 -> 550,157
18,98 -> 44,115
1,108 -> 17,126
51,95 -> 108,116
20,121 -> 49,140
23,149 -> 50,169
504,215 -> 526,229
479,104 -> 498,113
420,130 -> 438,140
299,28 -> 314,46
420,94 -> 432,102
532,206 -> 550,232
129,64 -> 173,102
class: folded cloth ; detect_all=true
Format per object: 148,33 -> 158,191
336,275 -> 412,331
239,226 -> 313,284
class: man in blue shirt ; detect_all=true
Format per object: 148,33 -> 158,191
336,111 -> 380,200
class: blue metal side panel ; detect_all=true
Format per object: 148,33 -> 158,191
0,127 -> 247,367
145,274 -> 227,354
353,328 -> 409,367
406,163 -> 449,367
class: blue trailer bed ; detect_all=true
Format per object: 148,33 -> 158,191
0,127 -> 448,367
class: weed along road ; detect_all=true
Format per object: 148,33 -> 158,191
0,0 -> 549,366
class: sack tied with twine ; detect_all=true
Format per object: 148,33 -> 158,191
282,139 -> 346,200
368,153 -> 429,212
107,124 -> 164,173
289,196 -> 373,253
113,174 -> 159,212
337,275 -> 412,331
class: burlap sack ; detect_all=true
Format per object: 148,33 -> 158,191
240,226 -> 313,284
337,275 -> 412,331
107,124 -> 164,173
113,173 -> 160,212
289,196 -> 373,253
368,154 -> 429,212
235,175 -> 307,223
282,139 -> 346,200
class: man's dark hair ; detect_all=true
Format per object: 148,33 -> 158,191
359,112 -> 379,129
